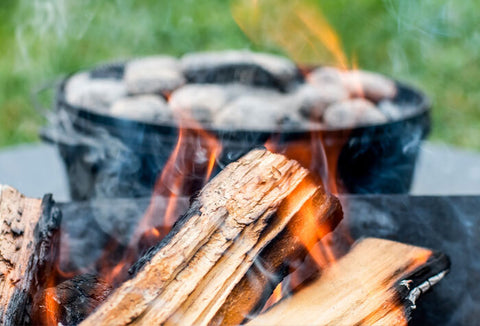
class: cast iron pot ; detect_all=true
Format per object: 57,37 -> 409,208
40,62 -> 430,200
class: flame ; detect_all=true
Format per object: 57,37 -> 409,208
295,193 -> 339,269
146,116 -> 222,230
349,53 -> 365,98
49,3 -> 366,321
232,0 -> 365,195
231,0 -> 349,68
91,111 -> 222,287
294,8 -> 348,69
262,282 -> 283,311
43,285 -> 59,326
264,135 -> 280,153
236,0 -> 360,308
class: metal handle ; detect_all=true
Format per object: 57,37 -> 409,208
40,124 -> 85,147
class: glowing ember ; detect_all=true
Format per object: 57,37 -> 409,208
43,287 -> 59,326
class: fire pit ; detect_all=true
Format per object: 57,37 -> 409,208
0,150 -> 458,325
41,50 -> 430,200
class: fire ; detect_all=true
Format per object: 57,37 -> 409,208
264,135 -> 280,153
231,0 -> 368,195
295,8 -> 348,69
231,0 -> 361,308
349,54 -> 366,98
146,113 -> 222,229
94,110 -> 222,287
294,192 -> 338,269
262,282 -> 283,311
47,2 -> 364,321
231,0 -> 350,68
43,285 -> 59,326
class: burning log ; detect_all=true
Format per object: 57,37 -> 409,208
248,238 -> 450,326
0,185 -> 62,325
209,189 -> 342,326
32,274 -> 112,325
81,149 -> 342,325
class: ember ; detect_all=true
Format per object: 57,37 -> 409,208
64,50 -> 403,130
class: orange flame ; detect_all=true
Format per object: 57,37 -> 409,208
231,0 -> 350,68
294,8 -> 348,69
48,4 -> 366,321
43,286 -> 58,326
95,111 -> 222,287
234,0 -> 360,308
146,116 -> 222,230
232,0 -> 365,195
347,54 -> 366,98
262,282 -> 283,311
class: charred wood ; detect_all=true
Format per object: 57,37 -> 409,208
32,274 -> 112,325
0,186 -> 62,325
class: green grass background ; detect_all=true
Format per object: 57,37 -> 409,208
0,0 -> 478,149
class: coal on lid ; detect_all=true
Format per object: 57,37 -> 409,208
64,50 -> 405,130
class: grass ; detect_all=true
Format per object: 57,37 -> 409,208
0,0 -> 479,150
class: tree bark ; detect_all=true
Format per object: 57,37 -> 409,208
0,185 -> 62,325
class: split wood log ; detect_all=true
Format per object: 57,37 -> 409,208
0,185 -> 62,325
248,238 -> 450,326
81,149 -> 342,325
208,188 -> 342,326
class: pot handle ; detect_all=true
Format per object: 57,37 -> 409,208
40,110 -> 99,148
40,124 -> 89,147
31,78 -> 64,117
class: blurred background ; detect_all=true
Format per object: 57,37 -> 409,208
0,0 -> 478,149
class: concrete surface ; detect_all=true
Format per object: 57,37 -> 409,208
412,143 -> 480,195
0,143 -> 70,201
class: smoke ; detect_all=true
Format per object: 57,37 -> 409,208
380,0 -> 478,77
383,0 -> 456,37
14,0 -> 98,70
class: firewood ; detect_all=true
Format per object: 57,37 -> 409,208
81,149 -> 341,325
247,238 -> 450,326
208,189 -> 342,326
0,185 -> 62,325
31,274 -> 112,325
